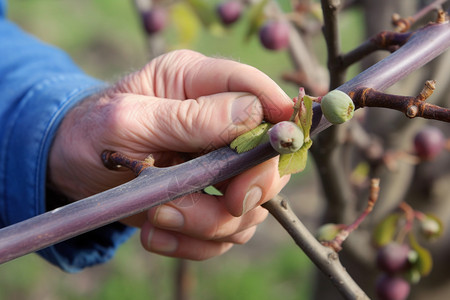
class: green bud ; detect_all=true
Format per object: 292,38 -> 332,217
419,215 -> 443,240
321,90 -> 355,124
268,121 -> 304,154
316,223 -> 341,242
407,249 -> 419,264
405,268 -> 421,284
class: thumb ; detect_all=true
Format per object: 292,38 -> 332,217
146,92 -> 263,152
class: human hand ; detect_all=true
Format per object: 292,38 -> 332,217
48,49 -> 294,260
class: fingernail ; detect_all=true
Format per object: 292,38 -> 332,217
231,94 -> 262,125
242,186 -> 263,215
147,228 -> 178,253
154,205 -> 184,229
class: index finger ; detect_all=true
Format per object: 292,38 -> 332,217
179,50 -> 294,122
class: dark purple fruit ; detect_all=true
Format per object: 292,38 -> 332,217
376,274 -> 410,300
413,126 -> 445,160
142,7 -> 167,35
268,121 -> 304,154
258,20 -> 290,50
376,243 -> 410,274
217,1 -> 243,25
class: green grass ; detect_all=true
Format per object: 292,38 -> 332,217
0,235 -> 313,300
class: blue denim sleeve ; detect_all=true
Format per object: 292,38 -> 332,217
0,12 -> 136,272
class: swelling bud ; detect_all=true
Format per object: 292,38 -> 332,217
375,274 -> 410,300
320,90 -> 355,124
269,121 -> 304,154
419,215 -> 443,239
259,21 -> 290,50
316,223 -> 341,242
217,1 -> 243,25
413,126 -> 445,160
376,242 -> 411,274
142,7 -> 167,35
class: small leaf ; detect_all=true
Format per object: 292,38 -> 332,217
186,0 -> 217,27
299,95 -> 313,139
278,139 -> 312,176
244,0 -> 268,41
203,185 -> 223,196
350,162 -> 370,186
373,213 -> 401,247
170,3 -> 201,47
230,123 -> 272,153
408,233 -> 433,276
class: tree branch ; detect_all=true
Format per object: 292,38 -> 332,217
351,80 -> 450,122
314,0 -> 357,228
262,195 -> 370,300
340,31 -> 413,68
321,0 -> 345,89
392,0 -> 448,32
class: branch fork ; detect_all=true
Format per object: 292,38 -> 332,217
321,178 -> 380,252
349,80 -> 450,122
102,150 -> 155,176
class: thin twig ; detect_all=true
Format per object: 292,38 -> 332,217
392,0 -> 448,32
396,202 -> 416,243
175,259 -> 193,300
341,31 -> 413,68
262,195 -> 370,300
322,178 -> 380,252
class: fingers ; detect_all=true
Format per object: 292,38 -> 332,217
116,49 -> 294,123
223,156 -> 290,217
140,224 -> 258,260
139,192 -> 268,260
181,51 -> 294,122
101,92 -> 264,153
147,193 -> 268,240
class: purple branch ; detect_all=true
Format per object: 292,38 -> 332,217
0,21 -> 449,264
339,21 -> 450,93
0,142 -> 278,264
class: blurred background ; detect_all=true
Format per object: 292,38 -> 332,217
2,1 -> 449,299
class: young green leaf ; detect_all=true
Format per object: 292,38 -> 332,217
170,2 -> 202,47
187,0 -> 217,27
244,0 -> 268,41
299,95 -> 313,139
278,139 -> 312,177
230,123 -> 272,153
408,233 -> 433,276
373,213 -> 401,247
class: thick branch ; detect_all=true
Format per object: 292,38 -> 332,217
314,0 -> 356,229
337,21 -> 450,94
321,0 -> 345,89
263,196 -> 370,300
